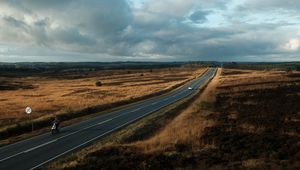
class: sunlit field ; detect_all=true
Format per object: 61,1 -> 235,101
0,67 -> 206,128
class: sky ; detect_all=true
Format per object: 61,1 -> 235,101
0,0 -> 300,62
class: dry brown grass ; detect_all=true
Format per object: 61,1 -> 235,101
0,67 -> 206,128
199,68 -> 300,169
214,69 -> 300,135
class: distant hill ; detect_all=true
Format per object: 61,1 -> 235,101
0,61 -> 216,76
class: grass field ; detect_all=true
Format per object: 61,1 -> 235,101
49,68 -> 300,169
0,67 -> 206,129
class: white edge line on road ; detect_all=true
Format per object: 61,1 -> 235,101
0,152 -> 24,162
129,106 -> 146,113
0,112 -> 117,152
29,109 -> 159,170
0,133 -> 50,152
2,102 -> 153,162
0,118 -> 113,162
131,108 -> 141,112
23,140 -> 57,153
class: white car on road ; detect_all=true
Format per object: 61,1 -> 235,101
188,87 -> 193,90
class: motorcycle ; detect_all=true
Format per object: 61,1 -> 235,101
51,122 -> 60,134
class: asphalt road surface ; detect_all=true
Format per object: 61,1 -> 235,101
0,68 -> 217,170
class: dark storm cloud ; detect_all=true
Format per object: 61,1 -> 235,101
189,10 -> 211,23
0,0 -> 133,54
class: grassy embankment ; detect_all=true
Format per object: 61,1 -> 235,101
50,68 -> 300,169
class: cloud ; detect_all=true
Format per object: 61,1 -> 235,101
239,0 -> 300,11
189,10 -> 211,23
283,39 -> 300,51
0,0 -> 132,51
0,0 -> 299,62
143,0 -> 196,17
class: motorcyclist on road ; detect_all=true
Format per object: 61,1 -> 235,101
53,116 -> 60,130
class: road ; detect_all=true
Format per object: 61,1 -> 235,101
0,68 -> 217,170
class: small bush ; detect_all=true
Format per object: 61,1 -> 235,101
95,81 -> 102,87
175,142 -> 190,152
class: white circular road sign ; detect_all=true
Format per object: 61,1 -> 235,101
25,106 -> 32,114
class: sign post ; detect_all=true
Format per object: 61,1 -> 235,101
25,106 -> 33,131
